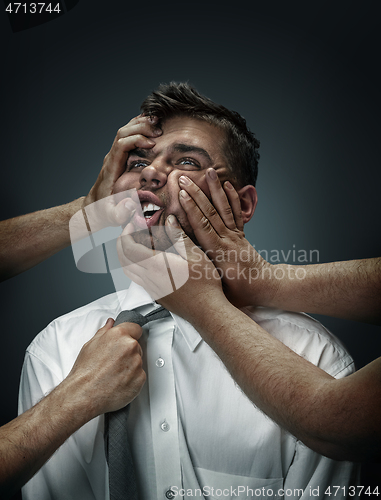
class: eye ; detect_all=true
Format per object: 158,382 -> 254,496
127,160 -> 149,171
177,158 -> 201,169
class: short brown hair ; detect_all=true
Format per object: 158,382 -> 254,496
140,82 -> 259,187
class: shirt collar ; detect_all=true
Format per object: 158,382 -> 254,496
120,282 -> 202,352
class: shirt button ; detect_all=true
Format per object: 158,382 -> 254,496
165,489 -> 175,499
160,420 -> 170,432
156,357 -> 165,368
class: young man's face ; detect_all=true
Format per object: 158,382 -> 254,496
113,116 -> 233,250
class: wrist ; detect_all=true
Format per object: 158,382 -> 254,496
51,374 -> 98,428
180,290 -> 231,330
83,187 -> 96,210
185,296 -> 251,352
263,264 -> 296,309
244,260 -> 280,308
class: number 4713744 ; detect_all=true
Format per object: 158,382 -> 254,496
5,3 -> 62,14
325,486 -> 379,497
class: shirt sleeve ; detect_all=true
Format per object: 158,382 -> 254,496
285,356 -> 361,497
244,309 -> 361,497
18,349 -> 109,500
283,441 -> 360,499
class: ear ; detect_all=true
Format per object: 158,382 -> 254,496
237,185 -> 257,224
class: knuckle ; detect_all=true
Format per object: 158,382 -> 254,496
205,204 -> 218,220
116,137 -> 125,148
199,216 -> 214,234
126,337 -> 139,351
130,323 -> 143,338
128,350 -> 141,368
223,201 -> 233,213
192,183 -> 203,196
136,355 -> 144,371
129,353 -> 144,377
138,370 -> 147,386
222,205 -> 233,217
135,133 -> 150,144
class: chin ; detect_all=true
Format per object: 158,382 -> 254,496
132,212 -> 198,252
133,226 -> 173,252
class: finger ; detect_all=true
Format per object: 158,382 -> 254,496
100,136 -> 155,193
112,198 -> 137,226
117,115 -> 162,140
115,322 -> 143,341
205,169 -> 237,230
165,215 -> 207,263
178,188 -> 225,257
178,176 -> 230,236
122,261 -> 173,300
93,318 -> 115,338
223,181 -> 244,231
105,317 -> 114,327
164,215 -> 189,260
106,120 -> 161,177
109,134 -> 156,165
120,263 -> 147,289
117,229 -> 156,267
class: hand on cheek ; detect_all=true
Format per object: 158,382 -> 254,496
176,172 -> 271,308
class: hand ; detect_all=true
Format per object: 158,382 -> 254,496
177,171 -> 277,308
64,319 -> 146,417
83,114 -> 162,229
116,215 -> 225,322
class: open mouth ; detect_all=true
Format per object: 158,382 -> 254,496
142,202 -> 162,220
133,192 -> 165,229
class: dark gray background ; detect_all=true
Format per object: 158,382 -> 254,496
1,0 -> 380,495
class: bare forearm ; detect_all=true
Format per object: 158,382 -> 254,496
266,258 -> 381,324
1,319 -> 146,498
0,198 -> 85,282
0,376 -> 94,499
185,297 -> 381,462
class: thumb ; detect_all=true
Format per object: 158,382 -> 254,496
94,317 -> 115,338
165,215 -> 201,262
113,198 -> 137,226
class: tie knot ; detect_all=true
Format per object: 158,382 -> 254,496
114,306 -> 170,327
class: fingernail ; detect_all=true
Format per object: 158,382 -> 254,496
125,199 -> 136,210
180,190 -> 191,199
153,127 -> 162,136
167,214 -> 178,225
224,181 -> 234,189
207,169 -> 217,180
179,175 -> 191,185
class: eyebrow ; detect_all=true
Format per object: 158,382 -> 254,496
171,143 -> 213,164
128,143 -> 213,165
128,148 -> 154,159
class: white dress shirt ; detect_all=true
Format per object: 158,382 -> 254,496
19,283 -> 359,500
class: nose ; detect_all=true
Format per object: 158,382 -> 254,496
139,161 -> 170,190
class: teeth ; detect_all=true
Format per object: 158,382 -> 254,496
142,203 -> 161,214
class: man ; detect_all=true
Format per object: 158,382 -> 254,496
19,83 -> 359,499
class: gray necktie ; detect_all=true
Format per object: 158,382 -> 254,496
104,306 -> 171,500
